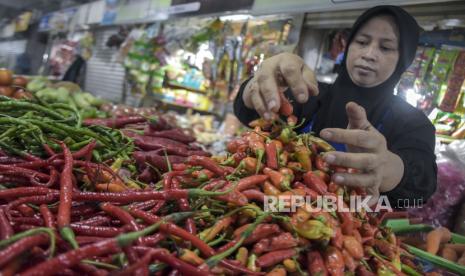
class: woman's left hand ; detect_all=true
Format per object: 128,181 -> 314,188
319,102 -> 403,205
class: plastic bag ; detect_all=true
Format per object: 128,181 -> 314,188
408,140 -> 465,227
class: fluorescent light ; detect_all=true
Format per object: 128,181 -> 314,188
219,14 -> 252,22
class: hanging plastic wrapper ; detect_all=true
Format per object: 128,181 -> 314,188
408,140 -> 465,229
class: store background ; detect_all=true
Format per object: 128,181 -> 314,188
1,0 -> 465,231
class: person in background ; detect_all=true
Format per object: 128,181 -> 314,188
234,5 -> 437,208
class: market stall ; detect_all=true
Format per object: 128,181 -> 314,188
0,0 -> 465,275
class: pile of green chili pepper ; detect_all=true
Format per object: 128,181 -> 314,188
0,96 -> 132,162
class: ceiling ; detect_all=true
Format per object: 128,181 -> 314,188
0,0 -> 94,21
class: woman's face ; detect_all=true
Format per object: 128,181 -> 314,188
346,15 -> 400,87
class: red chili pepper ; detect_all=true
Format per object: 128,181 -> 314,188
324,246 -> 345,276
265,140 -> 281,170
0,165 -> 50,181
144,128 -> 195,144
256,248 -> 296,268
20,238 -> 121,276
55,141 -> 77,249
100,203 -> 141,231
234,223 -> 280,245
313,170 -> 330,184
11,217 -> 44,226
315,155 -> 330,172
287,115 -> 298,126
16,204 -> 35,217
341,249 -> 356,272
172,177 -> 196,235
43,144 -> 56,157
72,189 -> 192,203
292,182 -> 319,200
0,208 -> 13,239
0,234 -> 50,268
249,140 -> 265,174
303,171 -> 328,195
278,92 -> 293,117
70,224 -> 124,237
236,174 -> 269,191
242,189 -> 265,202
343,235 -> 364,260
129,209 -> 259,275
252,232 -> 298,255
83,116 -> 146,128
6,193 -> 59,220
214,182 -> 248,206
356,265 -> 377,276
307,251 -> 328,276
187,156 -> 226,177
73,216 -> 112,227
263,167 -> 289,190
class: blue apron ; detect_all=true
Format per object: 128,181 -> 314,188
299,109 -> 392,152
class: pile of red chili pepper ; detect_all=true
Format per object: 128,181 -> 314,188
0,96 -> 427,275
0,117 -> 427,276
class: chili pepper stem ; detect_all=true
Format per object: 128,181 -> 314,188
205,213 -> 269,267
255,149 -> 264,174
60,226 -> 79,249
400,264 -> 422,276
0,227 -> 56,258
117,211 -> 195,247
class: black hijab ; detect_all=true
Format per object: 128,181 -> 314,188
310,5 -> 420,134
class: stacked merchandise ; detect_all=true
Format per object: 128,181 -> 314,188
399,47 -> 465,141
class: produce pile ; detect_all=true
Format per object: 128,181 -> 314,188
27,77 -> 107,120
401,226 -> 465,265
0,93 -> 429,275
0,96 -> 131,161
0,68 -> 32,100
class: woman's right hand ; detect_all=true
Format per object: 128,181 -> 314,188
242,53 -> 319,120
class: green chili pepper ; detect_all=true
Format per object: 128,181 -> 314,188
295,219 -> 333,240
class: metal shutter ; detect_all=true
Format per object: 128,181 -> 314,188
0,40 -> 27,70
85,27 -> 141,106
304,1 -> 465,29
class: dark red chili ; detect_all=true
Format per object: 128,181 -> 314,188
236,174 -> 269,192
265,140 -> 279,170
127,248 -> 207,276
39,204 -> 55,229
324,246 -> 345,276
20,239 -> 121,276
303,171 -> 328,195
16,204 -> 35,217
72,189 -> 189,203
83,116 -> 146,128
242,189 -> 265,202
100,203 -> 140,231
172,177 -> 196,235
256,248 -> 297,268
187,156 -> 226,177
43,144 -> 56,156
128,209 -> 260,275
0,234 -> 49,268
252,232 -> 298,255
0,208 -> 13,239
73,216 -> 112,227
6,193 -> 59,220
307,251 -> 328,276
144,128 -> 195,144
70,224 -> 124,237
